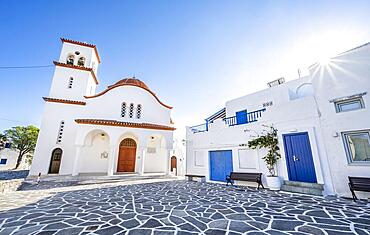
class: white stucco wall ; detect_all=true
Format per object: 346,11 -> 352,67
309,45 -> 370,198
83,86 -> 172,126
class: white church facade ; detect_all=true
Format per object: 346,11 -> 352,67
30,38 -> 177,177
187,42 -> 370,198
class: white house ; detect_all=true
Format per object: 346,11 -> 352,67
0,145 -> 30,171
186,42 -> 370,198
30,38 -> 178,177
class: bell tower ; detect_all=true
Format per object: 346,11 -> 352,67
48,38 -> 101,100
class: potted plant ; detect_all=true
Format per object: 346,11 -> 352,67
247,125 -> 282,190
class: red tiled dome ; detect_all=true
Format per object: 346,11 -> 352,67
109,77 -> 149,90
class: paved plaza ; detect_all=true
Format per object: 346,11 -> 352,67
0,180 -> 369,235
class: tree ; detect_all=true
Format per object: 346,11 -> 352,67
4,125 -> 39,169
247,125 -> 281,176
0,133 -> 7,150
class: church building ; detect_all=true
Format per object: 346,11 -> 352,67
30,38 -> 176,177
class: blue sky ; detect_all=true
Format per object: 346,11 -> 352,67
1,0 -> 370,136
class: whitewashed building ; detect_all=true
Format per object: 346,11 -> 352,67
187,42 -> 370,198
0,145 -> 30,171
30,38 -> 178,177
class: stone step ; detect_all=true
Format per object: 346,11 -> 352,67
281,184 -> 323,196
283,180 -> 324,190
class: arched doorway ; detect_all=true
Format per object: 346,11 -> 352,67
171,156 -> 177,175
117,138 -> 137,172
49,148 -> 62,174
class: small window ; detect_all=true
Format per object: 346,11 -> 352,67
137,104 -> 142,119
68,77 -> 74,89
66,55 -> 74,65
335,98 -> 364,113
342,130 -> 370,163
0,159 -> 7,165
121,102 -> 127,117
129,103 -> 134,118
77,57 -> 85,66
56,121 -> 65,144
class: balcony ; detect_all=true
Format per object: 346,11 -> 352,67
190,108 -> 266,133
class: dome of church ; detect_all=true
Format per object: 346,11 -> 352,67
109,77 -> 149,90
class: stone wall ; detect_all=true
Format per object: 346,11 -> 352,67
0,179 -> 24,193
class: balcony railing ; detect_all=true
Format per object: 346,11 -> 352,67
190,122 -> 209,133
190,108 -> 266,133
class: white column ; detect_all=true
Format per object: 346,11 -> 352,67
107,145 -> 116,176
166,149 -> 172,175
139,148 -> 146,176
72,145 -> 82,176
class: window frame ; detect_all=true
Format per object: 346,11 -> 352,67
67,77 -> 74,89
334,97 -> 365,113
121,102 -> 127,117
136,104 -> 142,119
129,103 -> 134,118
56,121 -> 65,144
342,130 -> 370,164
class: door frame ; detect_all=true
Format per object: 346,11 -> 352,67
117,138 -> 137,173
282,132 -> 317,183
48,148 -> 63,174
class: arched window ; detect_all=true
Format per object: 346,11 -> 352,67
129,103 -> 134,118
121,102 -> 127,117
67,77 -> 73,89
66,55 -> 74,65
77,57 -> 85,66
136,104 -> 142,119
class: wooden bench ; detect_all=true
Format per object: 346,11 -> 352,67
185,174 -> 206,183
226,172 -> 264,189
348,176 -> 370,201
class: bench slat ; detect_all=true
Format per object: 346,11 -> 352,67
348,176 -> 370,201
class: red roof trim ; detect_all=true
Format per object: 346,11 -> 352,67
75,119 -> 176,131
53,61 -> 99,85
84,83 -> 173,109
61,38 -> 101,63
43,97 -> 86,106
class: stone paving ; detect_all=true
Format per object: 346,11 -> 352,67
0,180 -> 369,235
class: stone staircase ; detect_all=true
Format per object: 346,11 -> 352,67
281,180 -> 324,196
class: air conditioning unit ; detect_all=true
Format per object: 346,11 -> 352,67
267,77 -> 285,88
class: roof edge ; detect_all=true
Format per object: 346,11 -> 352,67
85,83 -> 173,109
60,38 -> 101,63
75,119 -> 176,131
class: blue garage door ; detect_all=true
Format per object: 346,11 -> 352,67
210,150 -> 233,182
283,132 -> 317,183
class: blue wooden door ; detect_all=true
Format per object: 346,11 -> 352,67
236,110 -> 248,125
210,150 -> 233,182
283,132 -> 317,183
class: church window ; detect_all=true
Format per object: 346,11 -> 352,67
121,102 -> 127,117
137,104 -> 142,119
129,103 -> 134,118
77,57 -> 85,66
56,121 -> 65,144
68,77 -> 74,89
66,55 -> 74,65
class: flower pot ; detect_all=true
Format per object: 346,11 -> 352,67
266,176 -> 281,190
